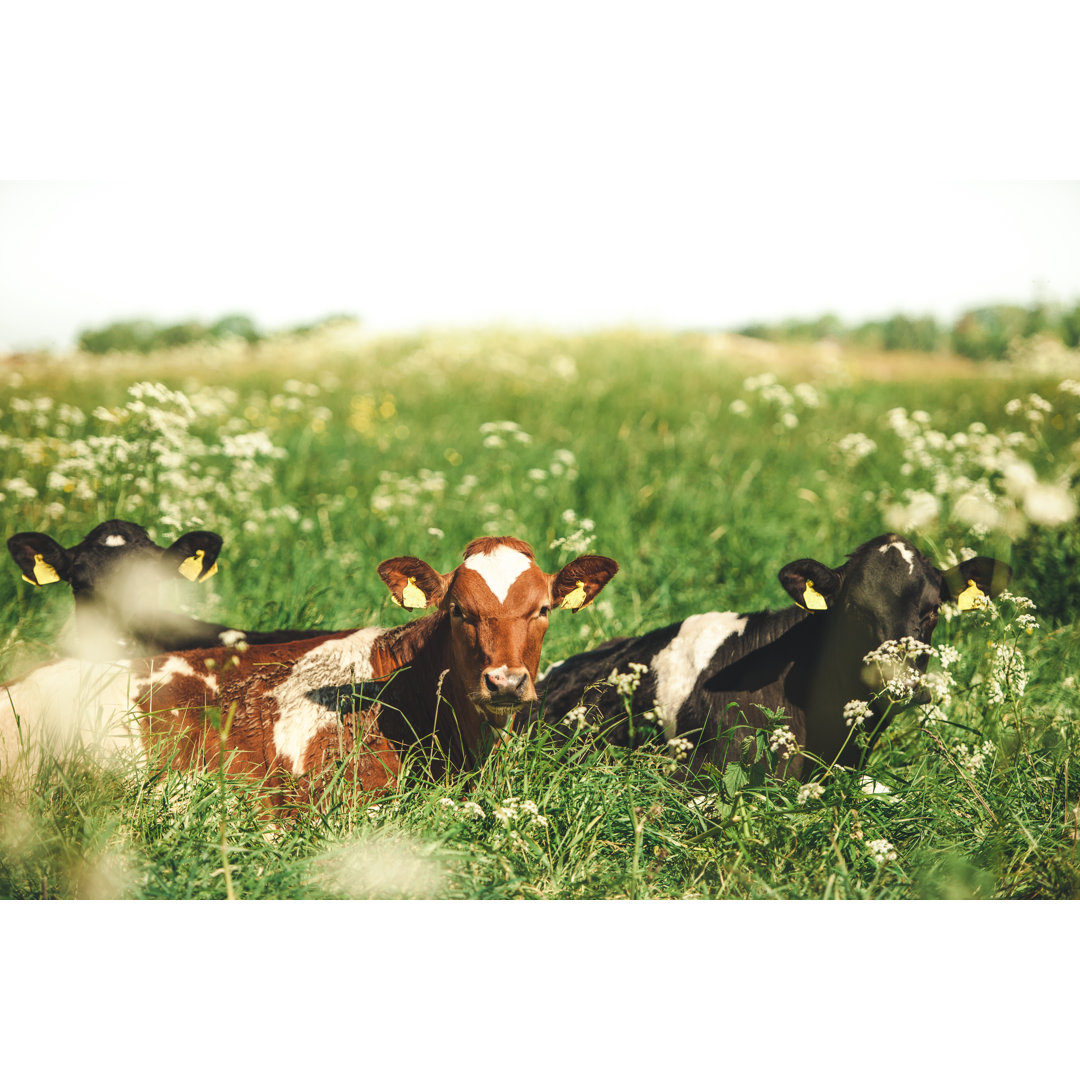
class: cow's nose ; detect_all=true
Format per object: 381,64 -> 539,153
483,667 -> 528,696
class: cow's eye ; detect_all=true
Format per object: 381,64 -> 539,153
450,603 -> 477,624
536,605 -> 551,619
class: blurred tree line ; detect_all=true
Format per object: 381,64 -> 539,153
76,312 -> 356,354
735,299 -> 1080,360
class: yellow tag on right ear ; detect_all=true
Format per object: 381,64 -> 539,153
178,550 -> 206,582
803,580 -> 828,611
401,577 -> 427,609
957,579 -> 987,611
31,554 -> 61,586
560,581 -> 588,611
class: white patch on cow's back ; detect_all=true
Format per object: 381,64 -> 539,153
103,534 -> 127,546
651,612 -> 747,740
135,654 -> 217,696
0,658 -> 145,777
272,627 -> 385,774
464,546 -> 532,604
879,540 -> 916,574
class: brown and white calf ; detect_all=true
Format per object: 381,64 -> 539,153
8,519 -> 332,657
0,536 -> 618,801
535,534 -> 1010,779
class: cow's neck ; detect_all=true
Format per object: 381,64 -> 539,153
367,613 -> 484,769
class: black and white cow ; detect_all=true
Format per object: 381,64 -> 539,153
7,520 -> 331,657
535,534 -> 1011,779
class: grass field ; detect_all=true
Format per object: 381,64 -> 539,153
1,324 -> 1078,899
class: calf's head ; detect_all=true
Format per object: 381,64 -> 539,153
8,520 -> 223,646
379,536 -> 618,753
778,532 -> 1012,699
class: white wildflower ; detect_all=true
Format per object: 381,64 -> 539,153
866,838 -> 897,865
843,699 -> 873,727
667,736 -> 694,761
768,724 -> 799,760
797,782 -> 825,804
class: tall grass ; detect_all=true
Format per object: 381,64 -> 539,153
1,326 -> 1077,898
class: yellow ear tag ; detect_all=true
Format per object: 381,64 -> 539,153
957,579 -> 987,611
177,550 -> 206,582
560,581 -> 588,611
401,577 -> 428,609
199,560 -> 218,582
29,554 -> 62,586
22,554 -> 61,586
803,580 -> 828,611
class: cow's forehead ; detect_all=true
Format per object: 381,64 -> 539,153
453,546 -> 548,612
875,539 -> 919,575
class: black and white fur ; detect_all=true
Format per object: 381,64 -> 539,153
535,534 -> 1011,779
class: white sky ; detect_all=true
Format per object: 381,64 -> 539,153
2,4 -> 1078,351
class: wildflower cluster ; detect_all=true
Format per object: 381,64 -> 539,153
437,797 -> 486,820
728,373 -> 821,431
768,724 -> 799,760
953,740 -> 996,773
561,703 -> 595,731
796,782 -> 825,804
550,507 -> 596,557
370,468 -> 447,528
0,382 -> 294,533
843,699 -> 874,728
875,403 -> 1076,539
863,636 -> 944,703
480,420 -> 532,449
492,797 -> 547,828
866,838 -> 898,865
605,662 -> 648,697
666,736 -> 694,761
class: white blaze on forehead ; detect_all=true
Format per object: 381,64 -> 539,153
878,540 -> 917,574
463,546 -> 533,604
103,535 -> 127,547
652,612 -> 747,741
272,627 -> 384,775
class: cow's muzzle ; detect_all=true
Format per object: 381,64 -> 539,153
474,666 -> 538,718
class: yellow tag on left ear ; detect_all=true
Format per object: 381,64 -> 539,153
30,554 -> 61,586
199,560 -> 218,582
803,580 -> 828,611
401,577 -> 427,609
560,581 -> 588,611
178,550 -> 206,582
957,579 -> 987,611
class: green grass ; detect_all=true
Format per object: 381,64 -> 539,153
1,326 -> 1077,898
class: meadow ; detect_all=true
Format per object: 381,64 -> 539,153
0,323 -> 1077,899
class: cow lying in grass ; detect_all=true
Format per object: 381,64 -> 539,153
0,536 -> 618,804
8,519 -> 333,656
535,533 -> 1010,779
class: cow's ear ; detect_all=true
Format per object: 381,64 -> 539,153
779,559 -> 841,611
551,555 -> 619,612
942,557 -> 1012,610
379,556 -> 448,609
164,531 -> 224,583
7,532 -> 71,587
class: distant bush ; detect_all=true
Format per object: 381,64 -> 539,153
77,319 -> 161,354
949,305 -> 1030,361
732,299 -> 1080,360
77,312 -> 267,354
